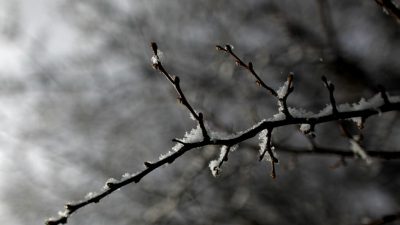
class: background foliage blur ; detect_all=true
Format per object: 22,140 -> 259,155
0,0 -> 399,224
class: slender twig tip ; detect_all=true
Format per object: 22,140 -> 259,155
225,44 -> 232,52
151,42 -> 158,55
215,45 -> 224,51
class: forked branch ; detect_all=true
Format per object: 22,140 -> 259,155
46,43 -> 400,225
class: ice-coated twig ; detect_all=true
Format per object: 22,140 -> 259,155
209,145 -> 234,177
277,74 -> 294,118
258,129 -> 278,178
46,44 -> 400,225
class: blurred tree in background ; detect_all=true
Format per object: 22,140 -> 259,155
0,0 -> 399,225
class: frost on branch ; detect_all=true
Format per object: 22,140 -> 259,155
183,124 -> 206,143
151,55 -> 159,65
277,80 -> 290,99
104,178 -> 118,189
288,107 -> 315,118
258,129 -> 278,162
209,145 -> 238,177
46,43 -> 400,225
350,117 -> 364,129
85,192 -> 97,199
171,124 -> 204,152
353,94 -> 384,110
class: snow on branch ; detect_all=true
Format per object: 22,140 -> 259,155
46,43 -> 400,225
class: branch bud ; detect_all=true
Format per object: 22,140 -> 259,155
174,76 -> 180,84
225,44 -> 232,52
177,97 -> 183,104
215,45 -> 224,51
248,62 -> 253,70
144,161 -> 152,168
321,75 -> 327,83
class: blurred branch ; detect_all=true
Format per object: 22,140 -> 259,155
375,0 -> 400,23
361,211 -> 400,225
46,44 -> 400,225
276,145 -> 400,160
316,0 -> 339,50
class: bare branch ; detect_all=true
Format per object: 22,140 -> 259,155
151,42 -> 210,141
46,44 -> 400,225
216,44 -> 295,118
361,211 -> 400,225
216,44 -> 278,97
322,76 -> 339,115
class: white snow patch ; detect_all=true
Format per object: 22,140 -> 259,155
315,104 -> 333,117
337,103 -> 351,112
159,150 -> 175,160
350,117 -> 363,128
388,95 -> 400,103
268,113 -> 285,121
85,192 -> 97,199
258,130 -> 277,162
104,178 -> 118,189
277,80 -> 289,98
172,125 -> 203,147
122,173 -> 132,179
181,125 -> 203,143
209,160 -> 220,177
151,55 -> 159,65
300,124 -> 311,133
352,94 -> 383,111
171,143 -> 184,152
258,129 -> 269,155
58,210 -> 68,217
209,145 -> 238,177
289,107 -> 315,118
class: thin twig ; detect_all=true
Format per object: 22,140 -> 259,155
216,44 -> 294,118
216,44 -> 278,96
151,43 -> 210,141
46,45 -> 400,225
322,76 -> 338,115
259,129 -> 278,178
